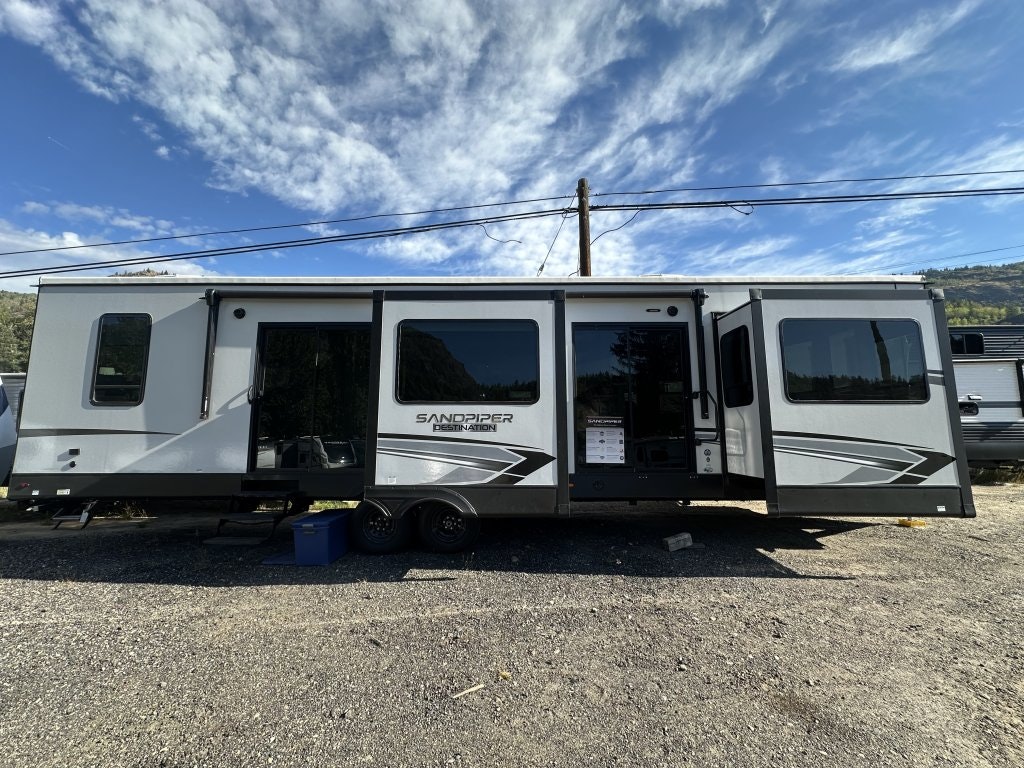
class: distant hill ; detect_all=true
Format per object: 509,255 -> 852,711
920,261 -> 1024,325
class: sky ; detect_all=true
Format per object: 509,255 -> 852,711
1,0 -> 1023,292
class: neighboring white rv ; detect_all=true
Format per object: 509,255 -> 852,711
9,275 -> 974,551
950,325 -> 1024,467
0,374 -> 17,484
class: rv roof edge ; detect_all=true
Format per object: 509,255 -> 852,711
35,274 -> 928,287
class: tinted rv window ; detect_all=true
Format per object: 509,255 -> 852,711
720,326 -> 754,407
92,314 -> 151,405
780,319 -> 927,402
949,332 -> 984,355
397,320 -> 539,403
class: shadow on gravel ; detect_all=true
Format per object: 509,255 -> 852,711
0,506 -> 867,586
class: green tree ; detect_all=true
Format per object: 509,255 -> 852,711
0,291 -> 36,372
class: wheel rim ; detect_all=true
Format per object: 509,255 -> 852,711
429,505 -> 466,545
362,508 -> 398,543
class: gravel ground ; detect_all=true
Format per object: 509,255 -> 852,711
0,485 -> 1021,768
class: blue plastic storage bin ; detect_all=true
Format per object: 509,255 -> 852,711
291,509 -> 350,565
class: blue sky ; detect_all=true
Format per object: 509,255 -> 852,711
1,0 -> 1023,292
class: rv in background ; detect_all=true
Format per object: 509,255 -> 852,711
0,374 -> 19,484
950,325 -> 1024,467
9,275 -> 974,551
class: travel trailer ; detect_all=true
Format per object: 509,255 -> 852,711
950,324 -> 1024,467
0,374 -> 18,484
9,275 -> 974,551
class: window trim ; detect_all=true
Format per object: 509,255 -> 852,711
949,331 -> 985,356
779,317 -> 930,405
395,318 -> 541,405
90,313 -> 152,407
720,325 -> 754,408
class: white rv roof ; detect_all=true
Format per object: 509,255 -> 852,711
38,274 -> 927,287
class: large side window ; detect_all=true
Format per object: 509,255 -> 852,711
92,314 -> 152,405
780,319 -> 927,403
950,332 -> 984,355
720,326 -> 753,407
397,320 -> 539,403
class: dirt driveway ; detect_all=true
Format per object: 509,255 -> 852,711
0,485 -> 1021,768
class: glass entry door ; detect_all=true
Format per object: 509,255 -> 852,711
250,325 -> 371,473
573,324 -> 692,473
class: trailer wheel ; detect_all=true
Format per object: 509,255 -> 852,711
416,501 -> 480,553
349,501 -> 411,554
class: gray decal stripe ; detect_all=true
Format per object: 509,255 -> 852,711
773,435 -> 921,464
971,401 -> 1023,409
773,430 -> 928,450
377,447 -> 510,472
773,446 -> 913,472
773,431 -> 955,484
378,432 -> 543,451
377,437 -> 556,486
903,450 -> 956,480
19,428 -> 178,437
378,438 -> 518,462
927,373 -> 944,384
500,450 -> 556,478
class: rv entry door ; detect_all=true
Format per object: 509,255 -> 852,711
570,323 -> 694,499
247,323 -> 372,497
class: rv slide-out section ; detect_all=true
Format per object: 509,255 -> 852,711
950,325 -> 1024,466
718,288 -> 971,516
9,276 -> 973,532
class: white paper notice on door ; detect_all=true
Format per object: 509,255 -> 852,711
585,416 -> 625,464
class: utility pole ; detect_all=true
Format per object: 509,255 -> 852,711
577,177 -> 591,276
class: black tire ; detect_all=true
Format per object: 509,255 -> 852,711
349,501 -> 412,554
416,501 -> 480,553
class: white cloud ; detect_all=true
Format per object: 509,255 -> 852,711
0,218 -> 222,292
856,199 -> 937,233
132,114 -> 163,142
2,0 -> 1019,280
19,200 -> 184,237
0,0 -> 60,44
678,235 -> 799,274
832,0 -> 980,73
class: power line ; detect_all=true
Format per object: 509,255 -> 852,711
0,193 -> 576,258
591,210 -> 642,245
845,243 -> 1024,276
537,190 -> 577,276
0,206 -> 570,280
593,168 -> 1024,198
591,185 -> 1024,213
6,184 -> 1024,280
9,167 -> 1024,260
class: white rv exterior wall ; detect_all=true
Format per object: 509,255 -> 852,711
16,284 -> 211,477
761,297 -> 959,486
11,274 -> 948,507
375,298 -> 558,487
